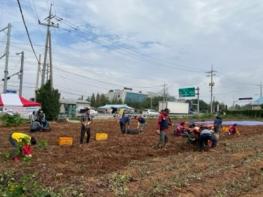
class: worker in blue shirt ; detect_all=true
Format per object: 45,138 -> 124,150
119,112 -> 130,134
214,116 -> 222,134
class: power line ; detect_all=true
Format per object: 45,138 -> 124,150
55,72 -> 109,90
29,0 -> 40,21
59,21 -> 207,73
54,66 -> 123,87
16,0 -> 39,63
0,40 -> 44,47
54,65 -> 165,90
10,56 -> 163,91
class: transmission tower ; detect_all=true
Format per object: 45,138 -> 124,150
39,4 -> 62,88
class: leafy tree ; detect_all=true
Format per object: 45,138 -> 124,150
99,94 -> 109,106
95,93 -> 100,107
186,99 -> 209,113
90,93 -> 110,107
111,98 -> 122,104
36,80 -> 60,120
90,93 -> 96,107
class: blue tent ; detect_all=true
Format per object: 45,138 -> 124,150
98,104 -> 134,110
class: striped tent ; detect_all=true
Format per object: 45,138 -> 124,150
0,93 -> 40,118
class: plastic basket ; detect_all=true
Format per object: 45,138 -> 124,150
222,126 -> 229,133
58,137 -> 73,146
96,133 -> 108,141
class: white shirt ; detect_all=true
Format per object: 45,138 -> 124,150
200,129 -> 213,135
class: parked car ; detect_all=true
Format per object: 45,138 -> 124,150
142,109 -> 159,116
90,109 -> 98,116
77,108 -> 98,117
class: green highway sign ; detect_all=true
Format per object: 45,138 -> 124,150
179,87 -> 196,97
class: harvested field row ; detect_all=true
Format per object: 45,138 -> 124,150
0,119 -> 262,196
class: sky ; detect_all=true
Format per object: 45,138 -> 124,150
1,0 -> 263,106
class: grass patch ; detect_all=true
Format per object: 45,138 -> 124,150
0,171 -> 60,197
216,171 -> 263,196
109,173 -> 132,196
37,140 -> 49,150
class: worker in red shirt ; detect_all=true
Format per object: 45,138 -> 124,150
174,121 -> 187,136
228,124 -> 240,135
156,108 -> 172,148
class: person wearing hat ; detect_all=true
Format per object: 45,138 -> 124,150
30,109 -> 50,132
119,111 -> 130,134
80,108 -> 93,144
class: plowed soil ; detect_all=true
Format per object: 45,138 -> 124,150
0,118 -> 263,196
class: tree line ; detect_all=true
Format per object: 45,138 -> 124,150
88,93 -> 227,113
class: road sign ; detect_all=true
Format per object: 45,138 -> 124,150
238,97 -> 253,100
6,89 -> 17,93
179,87 -> 196,97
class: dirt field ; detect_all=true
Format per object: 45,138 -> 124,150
0,118 -> 263,196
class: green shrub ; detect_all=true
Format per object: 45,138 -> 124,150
226,110 -> 263,118
0,114 -> 24,127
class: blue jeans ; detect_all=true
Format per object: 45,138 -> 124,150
160,130 -> 168,145
199,133 -> 217,151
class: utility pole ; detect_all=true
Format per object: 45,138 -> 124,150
206,65 -> 216,114
196,87 -> 200,114
259,82 -> 262,98
48,31 -> 53,87
39,4 -> 60,88
16,51 -> 24,96
163,83 -> 167,109
35,54 -> 41,91
3,23 -> 11,93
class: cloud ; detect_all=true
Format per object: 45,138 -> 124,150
0,0 -> 263,105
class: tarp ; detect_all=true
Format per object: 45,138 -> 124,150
0,93 -> 40,107
195,120 -> 263,126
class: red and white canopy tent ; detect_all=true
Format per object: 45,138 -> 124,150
0,93 -> 41,118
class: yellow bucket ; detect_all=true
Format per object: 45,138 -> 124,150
96,133 -> 108,141
58,137 -> 73,146
222,126 -> 229,133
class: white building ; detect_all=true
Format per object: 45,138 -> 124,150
60,98 -> 91,117
106,88 -> 147,103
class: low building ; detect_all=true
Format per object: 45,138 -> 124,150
252,97 -> 263,110
106,88 -> 147,103
60,98 -> 91,118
